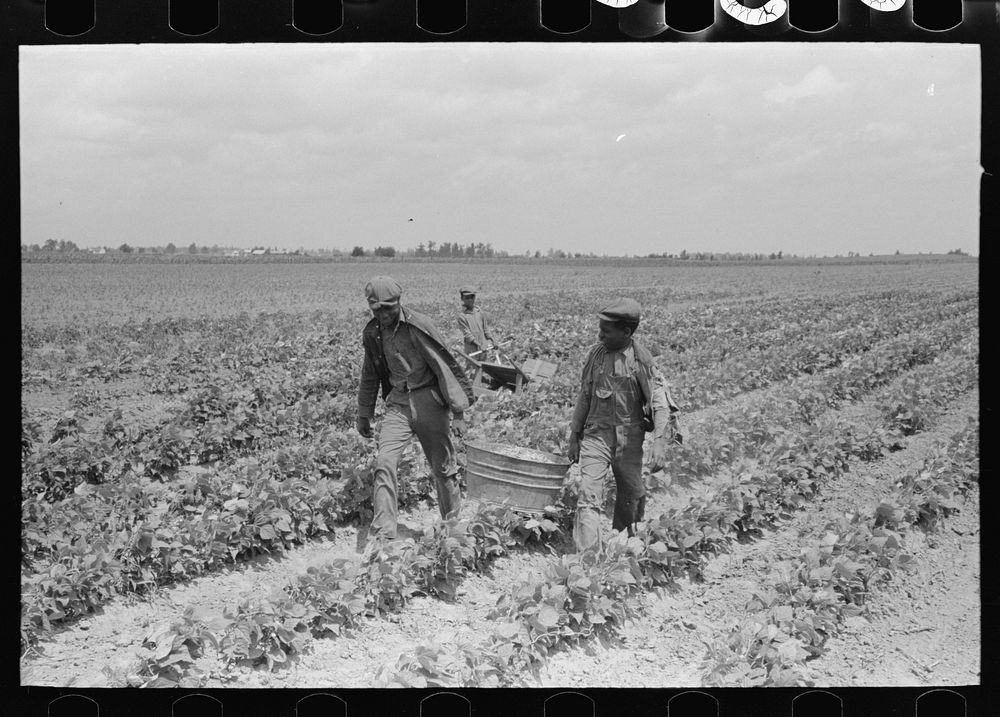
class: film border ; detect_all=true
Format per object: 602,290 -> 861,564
3,1 -> 996,715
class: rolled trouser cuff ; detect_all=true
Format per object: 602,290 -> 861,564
611,477 -> 646,532
573,505 -> 603,553
436,472 -> 463,519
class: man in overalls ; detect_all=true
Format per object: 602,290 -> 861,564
356,276 -> 476,540
567,298 -> 681,553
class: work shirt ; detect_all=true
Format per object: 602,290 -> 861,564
570,339 -> 679,442
457,306 -> 492,354
380,319 -> 438,406
580,345 -> 646,430
358,306 -> 476,420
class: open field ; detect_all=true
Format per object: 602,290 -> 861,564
21,255 -> 976,326
20,257 -> 979,688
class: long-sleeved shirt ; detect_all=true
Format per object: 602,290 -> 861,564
358,306 -> 475,419
381,320 -> 438,407
457,306 -> 492,354
570,339 -> 680,442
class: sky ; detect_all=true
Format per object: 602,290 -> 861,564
19,43 -> 980,257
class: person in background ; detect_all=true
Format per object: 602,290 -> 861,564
566,298 -> 681,553
356,276 -> 476,541
456,287 -> 495,359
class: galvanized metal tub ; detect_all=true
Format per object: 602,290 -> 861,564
465,441 -> 570,514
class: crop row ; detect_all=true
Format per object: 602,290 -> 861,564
104,325 -> 977,687
654,292 -> 973,381
101,504 -> 565,687
659,326 -> 978,484
373,344 -> 978,686
21,287 -> 973,373
21,389 -> 359,502
21,259 -> 980,333
672,300 -> 975,409
22,292 -> 974,519
479,311 -> 976,463
22,308 -> 975,573
21,288 -> 972,420
20,445 -> 434,648
19,315 -> 977,652
702,417 -> 979,686
874,417 -> 980,533
21,292 -> 975,504
515,289 -> 974,375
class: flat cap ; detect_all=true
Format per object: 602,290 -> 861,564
597,298 -> 641,324
365,276 -> 402,308
459,286 -> 476,296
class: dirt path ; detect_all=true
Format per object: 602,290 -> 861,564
536,389 -> 979,687
813,489 -> 980,686
18,343 -> 757,688
20,386 -> 979,689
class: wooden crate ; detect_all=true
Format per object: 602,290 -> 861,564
520,358 -> 558,381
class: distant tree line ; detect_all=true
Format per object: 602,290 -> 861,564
22,241 -> 972,261
22,241 -> 308,256
347,245 -> 612,259
24,239 -> 82,252
349,242 -> 509,258
644,250 -> 792,261
18,242 -> 795,262
413,241 -> 499,258
352,246 -> 397,257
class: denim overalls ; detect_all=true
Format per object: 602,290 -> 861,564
573,346 -> 648,552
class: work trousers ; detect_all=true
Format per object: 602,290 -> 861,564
371,386 -> 461,539
573,425 -> 647,553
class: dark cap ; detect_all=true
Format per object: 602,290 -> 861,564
365,276 -> 402,308
459,286 -> 476,297
597,298 -> 641,324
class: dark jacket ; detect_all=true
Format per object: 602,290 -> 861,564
358,307 -> 476,419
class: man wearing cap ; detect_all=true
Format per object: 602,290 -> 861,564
567,298 -> 681,553
456,287 -> 495,358
357,275 -> 476,541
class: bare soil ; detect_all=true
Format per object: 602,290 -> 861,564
20,377 -> 979,689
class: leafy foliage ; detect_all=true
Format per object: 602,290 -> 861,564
703,420 -> 978,687
19,278 -> 979,686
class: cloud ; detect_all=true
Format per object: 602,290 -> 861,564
764,65 -> 851,104
18,44 -> 978,256
726,134 -> 828,184
858,121 -> 912,144
666,74 -> 726,104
